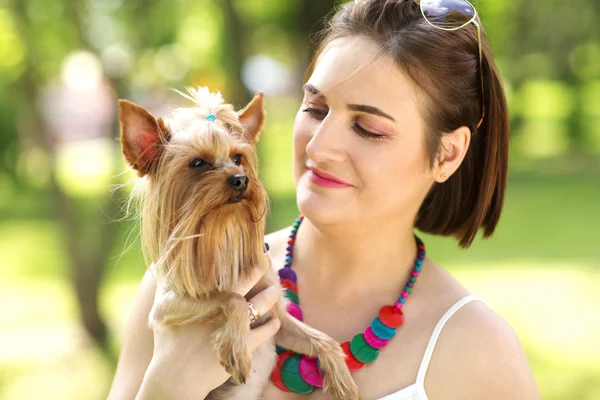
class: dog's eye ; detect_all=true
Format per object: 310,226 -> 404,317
189,158 -> 207,169
233,154 -> 242,166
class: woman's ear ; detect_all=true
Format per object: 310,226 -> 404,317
433,126 -> 471,182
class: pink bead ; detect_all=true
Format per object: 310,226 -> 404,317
402,291 -> 409,298
287,301 -> 303,321
411,271 -> 419,277
299,356 -> 324,387
364,327 -> 389,349
394,302 -> 403,310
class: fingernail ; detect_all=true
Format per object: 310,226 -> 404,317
264,242 -> 270,253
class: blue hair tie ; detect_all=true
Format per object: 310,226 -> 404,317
206,114 -> 216,122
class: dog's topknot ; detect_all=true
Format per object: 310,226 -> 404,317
168,86 -> 243,135
178,86 -> 226,112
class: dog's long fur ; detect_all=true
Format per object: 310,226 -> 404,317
119,87 -> 360,399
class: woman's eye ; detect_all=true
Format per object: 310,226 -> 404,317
233,154 -> 242,166
352,123 -> 386,141
302,107 -> 328,120
189,158 -> 207,169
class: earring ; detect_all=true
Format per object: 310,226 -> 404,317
441,173 -> 446,179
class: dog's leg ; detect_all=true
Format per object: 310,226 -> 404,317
274,306 -> 361,400
151,290 -> 253,385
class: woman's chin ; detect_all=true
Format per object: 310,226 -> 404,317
296,187 -> 347,226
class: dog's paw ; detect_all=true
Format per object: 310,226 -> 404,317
318,339 -> 360,400
324,372 -> 360,400
219,347 -> 252,385
215,331 -> 252,384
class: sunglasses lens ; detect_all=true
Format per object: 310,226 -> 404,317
421,0 -> 476,28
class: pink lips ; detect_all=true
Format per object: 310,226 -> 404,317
308,168 -> 352,188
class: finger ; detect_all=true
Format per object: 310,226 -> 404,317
248,316 -> 281,352
235,249 -> 272,296
247,285 -> 280,318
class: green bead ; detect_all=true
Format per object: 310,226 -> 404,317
410,276 -> 417,283
405,286 -> 412,293
284,289 -> 300,305
350,334 -> 379,363
280,353 -> 316,394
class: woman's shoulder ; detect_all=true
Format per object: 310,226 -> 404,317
422,262 -> 539,399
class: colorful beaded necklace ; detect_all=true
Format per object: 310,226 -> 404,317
270,215 -> 426,394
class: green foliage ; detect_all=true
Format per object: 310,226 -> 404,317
0,0 -> 599,398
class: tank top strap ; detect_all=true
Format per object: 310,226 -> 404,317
415,295 -> 488,387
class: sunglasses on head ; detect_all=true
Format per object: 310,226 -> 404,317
419,0 -> 485,128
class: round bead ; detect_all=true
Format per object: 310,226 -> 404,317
280,353 -> 316,394
410,276 -> 417,283
271,351 -> 294,392
299,356 -> 324,387
394,301 -> 403,310
371,317 -> 397,340
405,286 -> 412,293
287,301 -> 303,320
364,327 -> 389,349
411,271 -> 419,277
350,334 -> 379,363
340,341 -> 365,371
280,279 -> 298,294
284,289 -> 300,305
378,305 -> 405,328
287,238 -> 295,245
278,267 -> 297,283
401,291 -> 408,298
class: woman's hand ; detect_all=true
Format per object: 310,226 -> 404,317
136,251 -> 280,400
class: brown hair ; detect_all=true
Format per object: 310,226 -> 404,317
306,0 -> 509,248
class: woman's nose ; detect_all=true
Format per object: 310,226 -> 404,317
305,117 -> 347,164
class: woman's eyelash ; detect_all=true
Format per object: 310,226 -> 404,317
302,107 -> 386,141
352,123 -> 386,141
302,107 -> 327,118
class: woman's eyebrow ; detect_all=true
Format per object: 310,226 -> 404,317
347,104 -> 395,122
302,83 -> 395,122
302,84 -> 327,101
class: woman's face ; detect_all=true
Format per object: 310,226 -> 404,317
293,35 -> 436,226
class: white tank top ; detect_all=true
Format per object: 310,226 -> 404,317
378,295 -> 487,400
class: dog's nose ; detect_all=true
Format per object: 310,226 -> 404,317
227,174 -> 248,192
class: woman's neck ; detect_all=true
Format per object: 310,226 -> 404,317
291,215 -> 420,300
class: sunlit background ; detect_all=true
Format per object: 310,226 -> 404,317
0,0 -> 599,399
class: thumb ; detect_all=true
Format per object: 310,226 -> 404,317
235,246 -> 272,296
248,317 -> 281,352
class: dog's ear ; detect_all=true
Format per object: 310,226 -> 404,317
118,100 -> 170,176
238,92 -> 266,144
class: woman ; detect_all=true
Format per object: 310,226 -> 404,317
108,0 -> 539,399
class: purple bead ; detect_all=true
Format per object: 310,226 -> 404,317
278,267 -> 297,283
407,281 -> 414,288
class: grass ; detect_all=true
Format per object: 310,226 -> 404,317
0,167 -> 599,400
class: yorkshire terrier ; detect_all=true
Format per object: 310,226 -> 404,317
118,87 -> 359,400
